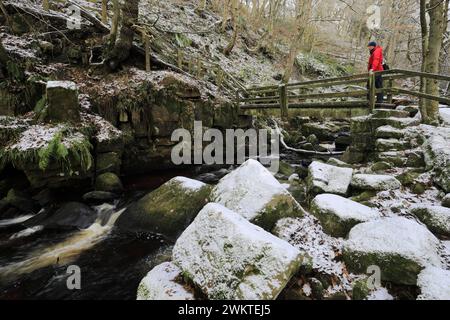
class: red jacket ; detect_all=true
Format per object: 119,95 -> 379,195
368,46 -> 384,72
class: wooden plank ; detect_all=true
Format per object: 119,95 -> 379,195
241,101 -> 368,110
392,88 -> 450,105
240,96 -> 281,103
395,69 -> 450,82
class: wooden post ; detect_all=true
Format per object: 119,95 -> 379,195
144,32 -> 151,72
101,0 -> 108,24
280,84 -> 289,120
177,49 -> 184,69
369,72 -> 376,112
43,0 -> 50,11
387,79 -> 393,104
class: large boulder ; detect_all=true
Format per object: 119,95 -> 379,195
306,162 -> 353,196
210,159 -> 305,230
422,126 -> 450,193
417,266 -> 450,300
137,262 -> 195,300
343,217 -> 442,285
117,177 -> 211,238
95,172 -> 123,193
46,81 -> 80,123
310,194 -> 380,237
172,203 -> 303,300
411,205 -> 450,237
351,174 -> 401,191
24,202 -> 97,230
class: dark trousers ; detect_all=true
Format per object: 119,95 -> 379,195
367,74 -> 384,103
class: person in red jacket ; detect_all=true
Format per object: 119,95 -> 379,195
367,41 -> 384,103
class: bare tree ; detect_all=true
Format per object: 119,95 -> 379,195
105,0 -> 140,71
282,0 -> 313,83
420,0 -> 449,124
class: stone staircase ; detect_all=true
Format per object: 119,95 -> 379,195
343,106 -> 425,168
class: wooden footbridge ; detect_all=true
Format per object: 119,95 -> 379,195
235,69 -> 450,119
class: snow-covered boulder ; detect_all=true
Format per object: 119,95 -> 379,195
137,262 -> 195,300
417,266 -> 450,300
310,194 -> 380,237
351,174 -> 401,191
422,126 -> 450,193
117,177 -> 211,238
306,162 -> 353,196
210,159 -> 305,230
411,205 -> 450,237
442,194 -> 450,208
172,203 -> 303,300
343,217 -> 442,285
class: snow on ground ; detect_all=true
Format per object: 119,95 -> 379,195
417,266 -> 450,300
274,215 -> 361,295
440,106 -> 450,125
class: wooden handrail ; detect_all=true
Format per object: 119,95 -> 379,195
236,68 -> 450,119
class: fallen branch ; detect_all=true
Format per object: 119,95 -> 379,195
273,121 -> 344,156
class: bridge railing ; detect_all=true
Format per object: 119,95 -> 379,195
236,69 -> 450,119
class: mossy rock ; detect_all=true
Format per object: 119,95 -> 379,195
95,172 -> 123,193
395,169 -> 423,186
117,177 -> 211,238
411,206 -> 450,237
352,278 -> 371,300
96,152 -> 122,175
370,161 -> 393,173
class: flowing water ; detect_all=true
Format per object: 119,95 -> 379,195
0,167 -> 229,300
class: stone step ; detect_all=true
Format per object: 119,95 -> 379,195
377,150 -> 425,168
376,138 -> 411,152
375,125 -> 406,139
372,109 -> 410,119
371,117 -> 420,130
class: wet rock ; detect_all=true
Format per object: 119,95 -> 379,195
32,188 -> 55,207
46,81 -> 80,123
95,173 -> 123,193
310,194 -> 380,237
38,202 -> 97,230
82,191 -> 118,205
442,194 -> 450,208
117,177 -> 211,238
210,160 -> 305,231
351,174 -> 401,191
96,152 -> 122,175
335,134 -> 352,151
302,122 -> 345,141
417,266 -> 450,300
137,262 -> 195,300
172,203 -> 303,300
411,205 -> 450,237
307,162 -> 353,196
5,188 -> 37,213
343,217 -> 442,285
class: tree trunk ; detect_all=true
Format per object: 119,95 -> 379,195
422,0 -> 447,124
282,0 -> 312,83
105,0 -> 139,71
419,0 -> 429,121
223,0 -> 239,56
